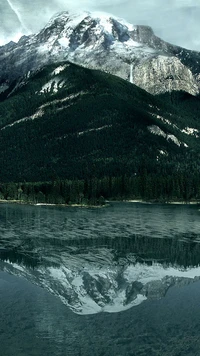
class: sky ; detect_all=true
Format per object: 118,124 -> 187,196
0,0 -> 200,50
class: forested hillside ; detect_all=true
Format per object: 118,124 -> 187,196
0,62 -> 200,203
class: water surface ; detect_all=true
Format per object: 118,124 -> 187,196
1,202 -> 200,355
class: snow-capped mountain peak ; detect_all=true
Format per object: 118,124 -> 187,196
1,252 -> 200,315
44,10 -> 136,35
38,10 -> 140,54
0,10 -> 200,96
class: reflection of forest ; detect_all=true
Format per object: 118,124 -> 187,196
1,233 -> 200,269
0,248 -> 40,268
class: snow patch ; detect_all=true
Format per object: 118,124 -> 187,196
167,134 -> 181,146
124,263 -> 200,284
124,38 -> 143,48
98,14 -> 113,34
159,150 -> 168,156
103,293 -> 147,313
51,64 -> 69,75
148,125 -> 166,138
2,108 -> 44,129
58,37 -> 70,48
2,91 -> 89,130
40,78 -> 65,93
182,127 -> 199,137
156,114 -> 171,126
3,256 -> 200,316
148,125 -> 188,147
77,125 -> 112,136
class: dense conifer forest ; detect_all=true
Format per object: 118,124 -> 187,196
0,62 -> 200,204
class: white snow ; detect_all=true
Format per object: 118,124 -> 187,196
98,14 -> 113,34
75,294 -> 102,315
1,108 -> 44,129
150,113 -> 176,128
124,262 -> 200,284
10,263 -> 25,272
3,256 -> 200,316
77,124 -> 112,136
58,37 -> 70,48
51,64 -> 69,75
167,134 -> 181,146
1,91 -> 89,130
38,34 -> 59,53
124,38 -> 143,48
70,10 -> 136,34
156,114 -> 171,126
103,294 -> 147,313
181,127 -> 199,137
42,261 -> 200,314
66,12 -> 89,29
149,114 -> 196,144
159,150 -> 168,156
148,125 -> 166,138
148,125 -> 186,147
40,10 -> 145,58
40,78 -> 65,93
116,17 -> 137,32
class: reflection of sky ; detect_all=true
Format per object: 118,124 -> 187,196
0,0 -> 200,50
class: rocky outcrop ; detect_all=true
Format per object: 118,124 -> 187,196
1,254 -> 200,315
0,11 -> 200,96
133,55 -> 199,95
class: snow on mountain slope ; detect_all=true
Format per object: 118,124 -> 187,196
1,250 -> 200,315
0,10 -> 200,96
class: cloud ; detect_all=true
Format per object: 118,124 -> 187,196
0,0 -> 200,50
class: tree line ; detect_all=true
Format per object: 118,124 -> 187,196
0,171 -> 200,205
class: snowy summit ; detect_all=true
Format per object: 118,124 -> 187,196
0,10 -> 199,96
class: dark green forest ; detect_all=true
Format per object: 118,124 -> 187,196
1,171 -> 200,205
0,61 -> 200,204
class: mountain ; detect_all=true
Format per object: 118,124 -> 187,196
0,61 -> 197,180
0,61 -> 200,203
1,231 -> 200,315
2,254 -> 200,315
1,11 -> 200,96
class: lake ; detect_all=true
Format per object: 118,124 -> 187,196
1,202 -> 200,355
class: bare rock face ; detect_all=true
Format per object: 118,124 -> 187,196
0,11 -> 200,96
133,56 -> 199,96
1,254 -> 200,315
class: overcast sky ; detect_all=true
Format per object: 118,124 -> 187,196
1,0 -> 200,50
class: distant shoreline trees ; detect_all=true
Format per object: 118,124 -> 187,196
0,172 -> 199,205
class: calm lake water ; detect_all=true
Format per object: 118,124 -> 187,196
1,202 -> 200,355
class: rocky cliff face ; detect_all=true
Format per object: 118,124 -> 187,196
134,56 -> 199,96
0,11 -> 200,96
1,253 -> 200,315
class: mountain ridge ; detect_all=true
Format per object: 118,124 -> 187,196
1,241 -> 200,315
0,10 -> 200,96
0,60 -> 199,205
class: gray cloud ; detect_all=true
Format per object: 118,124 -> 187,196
0,0 -> 200,50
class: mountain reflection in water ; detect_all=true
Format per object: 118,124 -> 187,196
0,202 -> 200,315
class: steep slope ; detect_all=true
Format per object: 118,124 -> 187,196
0,11 -> 200,96
1,226 -> 200,315
2,255 -> 200,315
0,61 -> 199,184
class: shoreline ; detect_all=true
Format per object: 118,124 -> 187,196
0,199 -> 199,207
0,199 -> 108,208
123,199 -> 200,205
